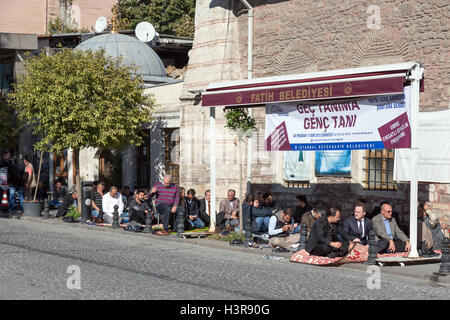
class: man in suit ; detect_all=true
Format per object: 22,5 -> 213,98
199,190 -> 212,227
218,189 -> 240,229
305,207 -> 350,258
343,201 -> 373,245
372,203 -> 410,253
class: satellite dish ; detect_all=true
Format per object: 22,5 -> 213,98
95,17 -> 108,33
135,22 -> 156,42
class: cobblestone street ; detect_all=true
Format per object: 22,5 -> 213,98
0,218 -> 448,300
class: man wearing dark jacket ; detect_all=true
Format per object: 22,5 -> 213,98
343,201 -> 373,245
129,189 -> 151,226
184,189 -> 204,229
55,189 -> 78,218
251,196 -> 272,233
7,154 -> 25,213
305,207 -> 350,258
199,190 -> 212,227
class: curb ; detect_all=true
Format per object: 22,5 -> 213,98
12,215 -> 450,286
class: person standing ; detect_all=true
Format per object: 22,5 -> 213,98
7,154 -> 25,213
23,155 -> 36,201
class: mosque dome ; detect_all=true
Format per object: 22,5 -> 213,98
75,33 -> 177,86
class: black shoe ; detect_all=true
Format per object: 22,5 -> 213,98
425,249 -> 440,257
326,252 -> 339,258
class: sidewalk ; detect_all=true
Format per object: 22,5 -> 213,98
6,212 -> 450,286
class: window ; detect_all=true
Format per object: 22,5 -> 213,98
364,149 -> 396,190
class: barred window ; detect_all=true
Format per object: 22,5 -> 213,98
364,149 -> 396,190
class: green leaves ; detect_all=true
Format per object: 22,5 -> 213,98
224,108 -> 257,142
8,48 -> 156,153
116,0 -> 195,37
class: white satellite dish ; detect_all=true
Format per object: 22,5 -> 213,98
95,16 -> 108,33
135,21 -> 156,42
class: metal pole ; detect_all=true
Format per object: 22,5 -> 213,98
239,0 -> 254,196
209,107 -> 217,232
407,63 -> 423,258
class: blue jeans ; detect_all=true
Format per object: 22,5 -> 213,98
49,199 -> 63,208
255,216 -> 271,233
9,186 -> 24,213
186,217 -> 205,229
292,225 -> 300,234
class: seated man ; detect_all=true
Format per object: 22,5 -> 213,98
418,202 -> 444,253
91,181 -> 106,222
300,207 -> 325,236
268,208 -> 300,249
49,179 -> 68,209
54,187 -> 78,218
293,195 -> 312,224
372,203 -> 410,254
305,207 -> 350,258
217,189 -> 240,229
102,186 -> 124,224
149,175 -> 181,233
262,192 -> 275,209
185,189 -> 205,229
343,201 -> 373,245
251,196 -> 272,233
199,190 -> 212,227
129,189 -> 151,226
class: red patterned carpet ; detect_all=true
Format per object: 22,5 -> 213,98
289,243 -> 429,266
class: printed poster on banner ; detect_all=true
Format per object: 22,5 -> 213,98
265,86 -> 411,151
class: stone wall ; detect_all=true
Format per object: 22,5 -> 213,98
181,1 -> 449,233
230,0 -> 450,231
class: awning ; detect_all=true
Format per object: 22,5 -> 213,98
202,62 -> 424,107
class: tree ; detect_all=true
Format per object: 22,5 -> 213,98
8,48 -> 156,209
0,97 -> 21,151
116,0 -> 195,37
224,108 -> 256,235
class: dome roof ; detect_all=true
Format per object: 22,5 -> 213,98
75,33 -> 177,85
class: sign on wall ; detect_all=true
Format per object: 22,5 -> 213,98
315,150 -> 352,177
394,109 -> 450,183
265,87 -> 411,151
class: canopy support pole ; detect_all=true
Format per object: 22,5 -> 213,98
408,62 -> 424,258
209,107 -> 217,232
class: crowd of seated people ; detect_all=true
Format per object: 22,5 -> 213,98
49,172 -> 446,255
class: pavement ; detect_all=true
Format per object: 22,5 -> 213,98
0,211 -> 449,300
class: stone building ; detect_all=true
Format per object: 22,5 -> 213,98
178,0 -> 450,230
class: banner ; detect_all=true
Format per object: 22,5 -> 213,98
394,109 -> 450,183
265,86 -> 411,151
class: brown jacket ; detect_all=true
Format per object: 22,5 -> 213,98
300,210 -> 318,235
219,197 -> 240,220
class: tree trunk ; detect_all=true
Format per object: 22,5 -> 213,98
33,151 -> 44,201
73,149 -> 82,214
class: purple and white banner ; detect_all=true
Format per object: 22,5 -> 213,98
265,86 -> 411,151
